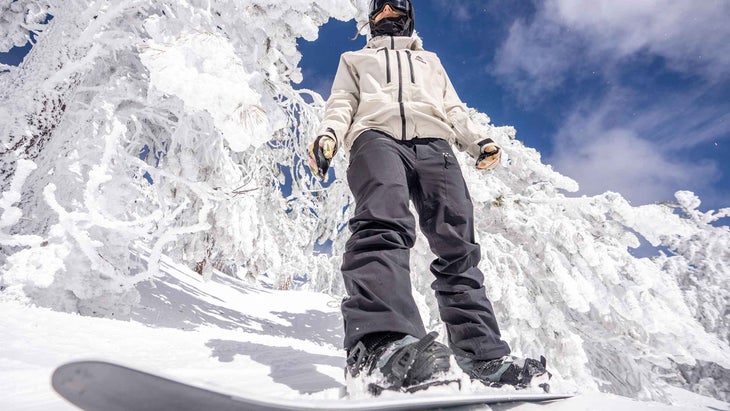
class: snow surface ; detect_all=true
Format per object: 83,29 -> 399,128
1,251 -> 728,410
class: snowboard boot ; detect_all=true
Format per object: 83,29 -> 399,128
345,331 -> 455,395
457,355 -> 551,392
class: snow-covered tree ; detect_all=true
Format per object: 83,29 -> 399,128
1,0 -> 357,316
0,0 -> 51,53
1,0 -> 728,404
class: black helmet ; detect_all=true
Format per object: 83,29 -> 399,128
368,0 -> 415,37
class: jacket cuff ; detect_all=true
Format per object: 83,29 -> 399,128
319,127 -> 339,152
477,138 -> 500,149
464,138 -> 492,159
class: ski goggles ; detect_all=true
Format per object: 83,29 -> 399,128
369,0 -> 411,19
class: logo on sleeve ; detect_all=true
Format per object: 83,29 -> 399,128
415,55 -> 427,65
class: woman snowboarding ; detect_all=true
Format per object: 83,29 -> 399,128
308,0 -> 549,394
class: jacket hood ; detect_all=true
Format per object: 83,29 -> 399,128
366,35 -> 424,51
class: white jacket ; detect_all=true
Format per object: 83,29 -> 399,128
317,35 -> 496,160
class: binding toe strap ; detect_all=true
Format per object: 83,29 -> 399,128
478,356 -> 514,383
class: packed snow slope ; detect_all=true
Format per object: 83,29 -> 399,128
2,253 -> 728,411
1,0 -> 729,407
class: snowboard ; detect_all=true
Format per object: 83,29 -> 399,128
52,360 -> 573,411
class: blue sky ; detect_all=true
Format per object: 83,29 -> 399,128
0,42 -> 31,66
297,0 -> 730,216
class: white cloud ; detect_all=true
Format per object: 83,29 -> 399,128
551,131 -> 707,205
550,0 -> 730,80
492,17 -> 584,102
491,0 -> 730,206
493,0 -> 730,101
548,90 -> 721,205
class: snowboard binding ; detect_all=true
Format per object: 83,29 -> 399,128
345,331 -> 456,396
460,354 -> 552,393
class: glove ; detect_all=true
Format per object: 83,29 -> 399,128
475,142 -> 501,170
308,135 -> 337,180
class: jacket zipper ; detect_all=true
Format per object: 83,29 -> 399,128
405,50 -> 415,83
378,48 -> 391,83
396,50 -> 406,140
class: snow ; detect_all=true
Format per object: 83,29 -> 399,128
2,253 -> 727,410
1,0 -> 729,409
140,27 -> 277,152
0,0 -> 51,52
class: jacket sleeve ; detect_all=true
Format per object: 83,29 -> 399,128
440,60 -> 499,160
317,53 -> 360,152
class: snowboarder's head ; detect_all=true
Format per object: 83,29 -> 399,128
369,0 -> 414,37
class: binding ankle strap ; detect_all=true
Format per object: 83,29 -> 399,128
386,332 -> 439,390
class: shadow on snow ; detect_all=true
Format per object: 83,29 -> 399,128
131,271 -> 343,347
206,339 -> 345,394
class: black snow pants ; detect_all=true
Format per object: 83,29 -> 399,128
340,130 -> 511,361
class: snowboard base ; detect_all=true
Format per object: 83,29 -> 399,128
52,360 -> 573,411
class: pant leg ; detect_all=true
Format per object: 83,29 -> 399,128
410,138 -> 511,361
340,131 -> 426,350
